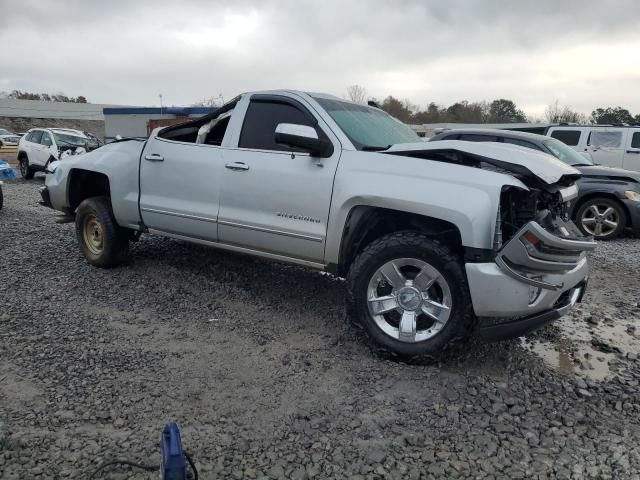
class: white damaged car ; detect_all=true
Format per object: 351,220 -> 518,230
18,128 -> 99,179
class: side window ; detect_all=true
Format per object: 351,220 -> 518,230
588,130 -> 622,148
458,134 -> 498,142
239,99 -> 318,152
30,130 -> 43,144
550,130 -> 581,146
41,132 -> 53,146
631,132 -> 640,149
441,134 -> 460,140
503,138 -> 543,151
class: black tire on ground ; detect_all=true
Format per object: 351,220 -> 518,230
346,231 -> 475,358
575,197 -> 627,240
75,196 -> 129,268
19,155 -> 35,179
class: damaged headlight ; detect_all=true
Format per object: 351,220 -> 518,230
624,191 -> 640,202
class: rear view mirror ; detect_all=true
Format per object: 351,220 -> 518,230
275,123 -> 333,158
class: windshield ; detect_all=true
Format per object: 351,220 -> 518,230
313,97 -> 420,150
544,138 -> 593,166
0,129 -> 11,135
53,132 -> 89,147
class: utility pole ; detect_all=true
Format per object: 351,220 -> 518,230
159,93 -> 163,115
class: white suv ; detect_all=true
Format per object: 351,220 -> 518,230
17,128 -> 98,179
546,125 -> 640,173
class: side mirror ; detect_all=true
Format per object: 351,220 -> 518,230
274,123 -> 333,158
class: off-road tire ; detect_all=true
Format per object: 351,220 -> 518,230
75,196 -> 129,268
19,155 -> 35,180
346,231 -> 475,358
575,197 -> 627,240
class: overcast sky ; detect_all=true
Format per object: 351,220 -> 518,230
1,0 -> 639,118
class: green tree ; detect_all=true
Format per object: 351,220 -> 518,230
487,99 -> 527,123
411,102 -> 443,123
380,96 -> 413,123
591,107 -> 634,124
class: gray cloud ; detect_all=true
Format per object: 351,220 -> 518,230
1,0 -> 639,117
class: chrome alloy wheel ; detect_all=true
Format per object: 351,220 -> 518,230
580,204 -> 619,237
83,214 -> 105,255
366,258 -> 452,343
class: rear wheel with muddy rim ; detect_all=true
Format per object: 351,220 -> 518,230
576,197 -> 626,240
346,231 -> 475,358
75,196 -> 129,268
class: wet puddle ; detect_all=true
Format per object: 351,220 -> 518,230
521,308 -> 640,381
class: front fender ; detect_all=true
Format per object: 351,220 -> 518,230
324,151 -> 526,264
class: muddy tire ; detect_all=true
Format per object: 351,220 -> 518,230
346,231 -> 475,358
19,155 -> 35,180
75,196 -> 129,268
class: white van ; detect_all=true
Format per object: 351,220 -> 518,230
546,125 -> 640,172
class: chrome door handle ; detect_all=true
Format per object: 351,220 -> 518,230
626,150 -> 640,154
225,162 -> 250,171
144,154 -> 164,162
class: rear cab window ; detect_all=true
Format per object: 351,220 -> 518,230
549,129 -> 581,146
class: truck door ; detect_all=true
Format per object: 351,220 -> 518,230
139,134 -> 226,241
623,129 -> 640,172
586,128 -> 625,168
217,94 -> 340,263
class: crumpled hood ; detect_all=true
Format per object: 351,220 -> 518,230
577,165 -> 640,183
385,140 -> 580,185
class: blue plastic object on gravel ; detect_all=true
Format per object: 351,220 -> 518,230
0,160 -> 17,181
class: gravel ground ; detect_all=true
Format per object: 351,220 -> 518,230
1,177 -> 640,479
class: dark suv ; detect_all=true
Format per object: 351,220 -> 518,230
430,128 -> 640,240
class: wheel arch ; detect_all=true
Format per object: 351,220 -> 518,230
67,169 -> 111,213
335,205 -> 464,277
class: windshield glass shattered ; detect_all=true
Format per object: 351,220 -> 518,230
313,97 -> 420,150
53,132 -> 90,147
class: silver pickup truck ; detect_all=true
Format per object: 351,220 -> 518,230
41,90 -> 596,357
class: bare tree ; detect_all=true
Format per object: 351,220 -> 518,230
545,100 -> 587,124
346,85 -> 367,104
192,94 -> 224,107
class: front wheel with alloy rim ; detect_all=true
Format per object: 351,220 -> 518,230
575,197 -> 627,240
346,231 -> 474,358
19,155 -> 34,179
75,196 -> 129,268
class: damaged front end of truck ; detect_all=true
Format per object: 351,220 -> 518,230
385,141 -> 597,339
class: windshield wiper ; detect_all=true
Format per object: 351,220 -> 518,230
361,145 -> 392,152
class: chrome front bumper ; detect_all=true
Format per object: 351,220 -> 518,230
466,220 -> 596,320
